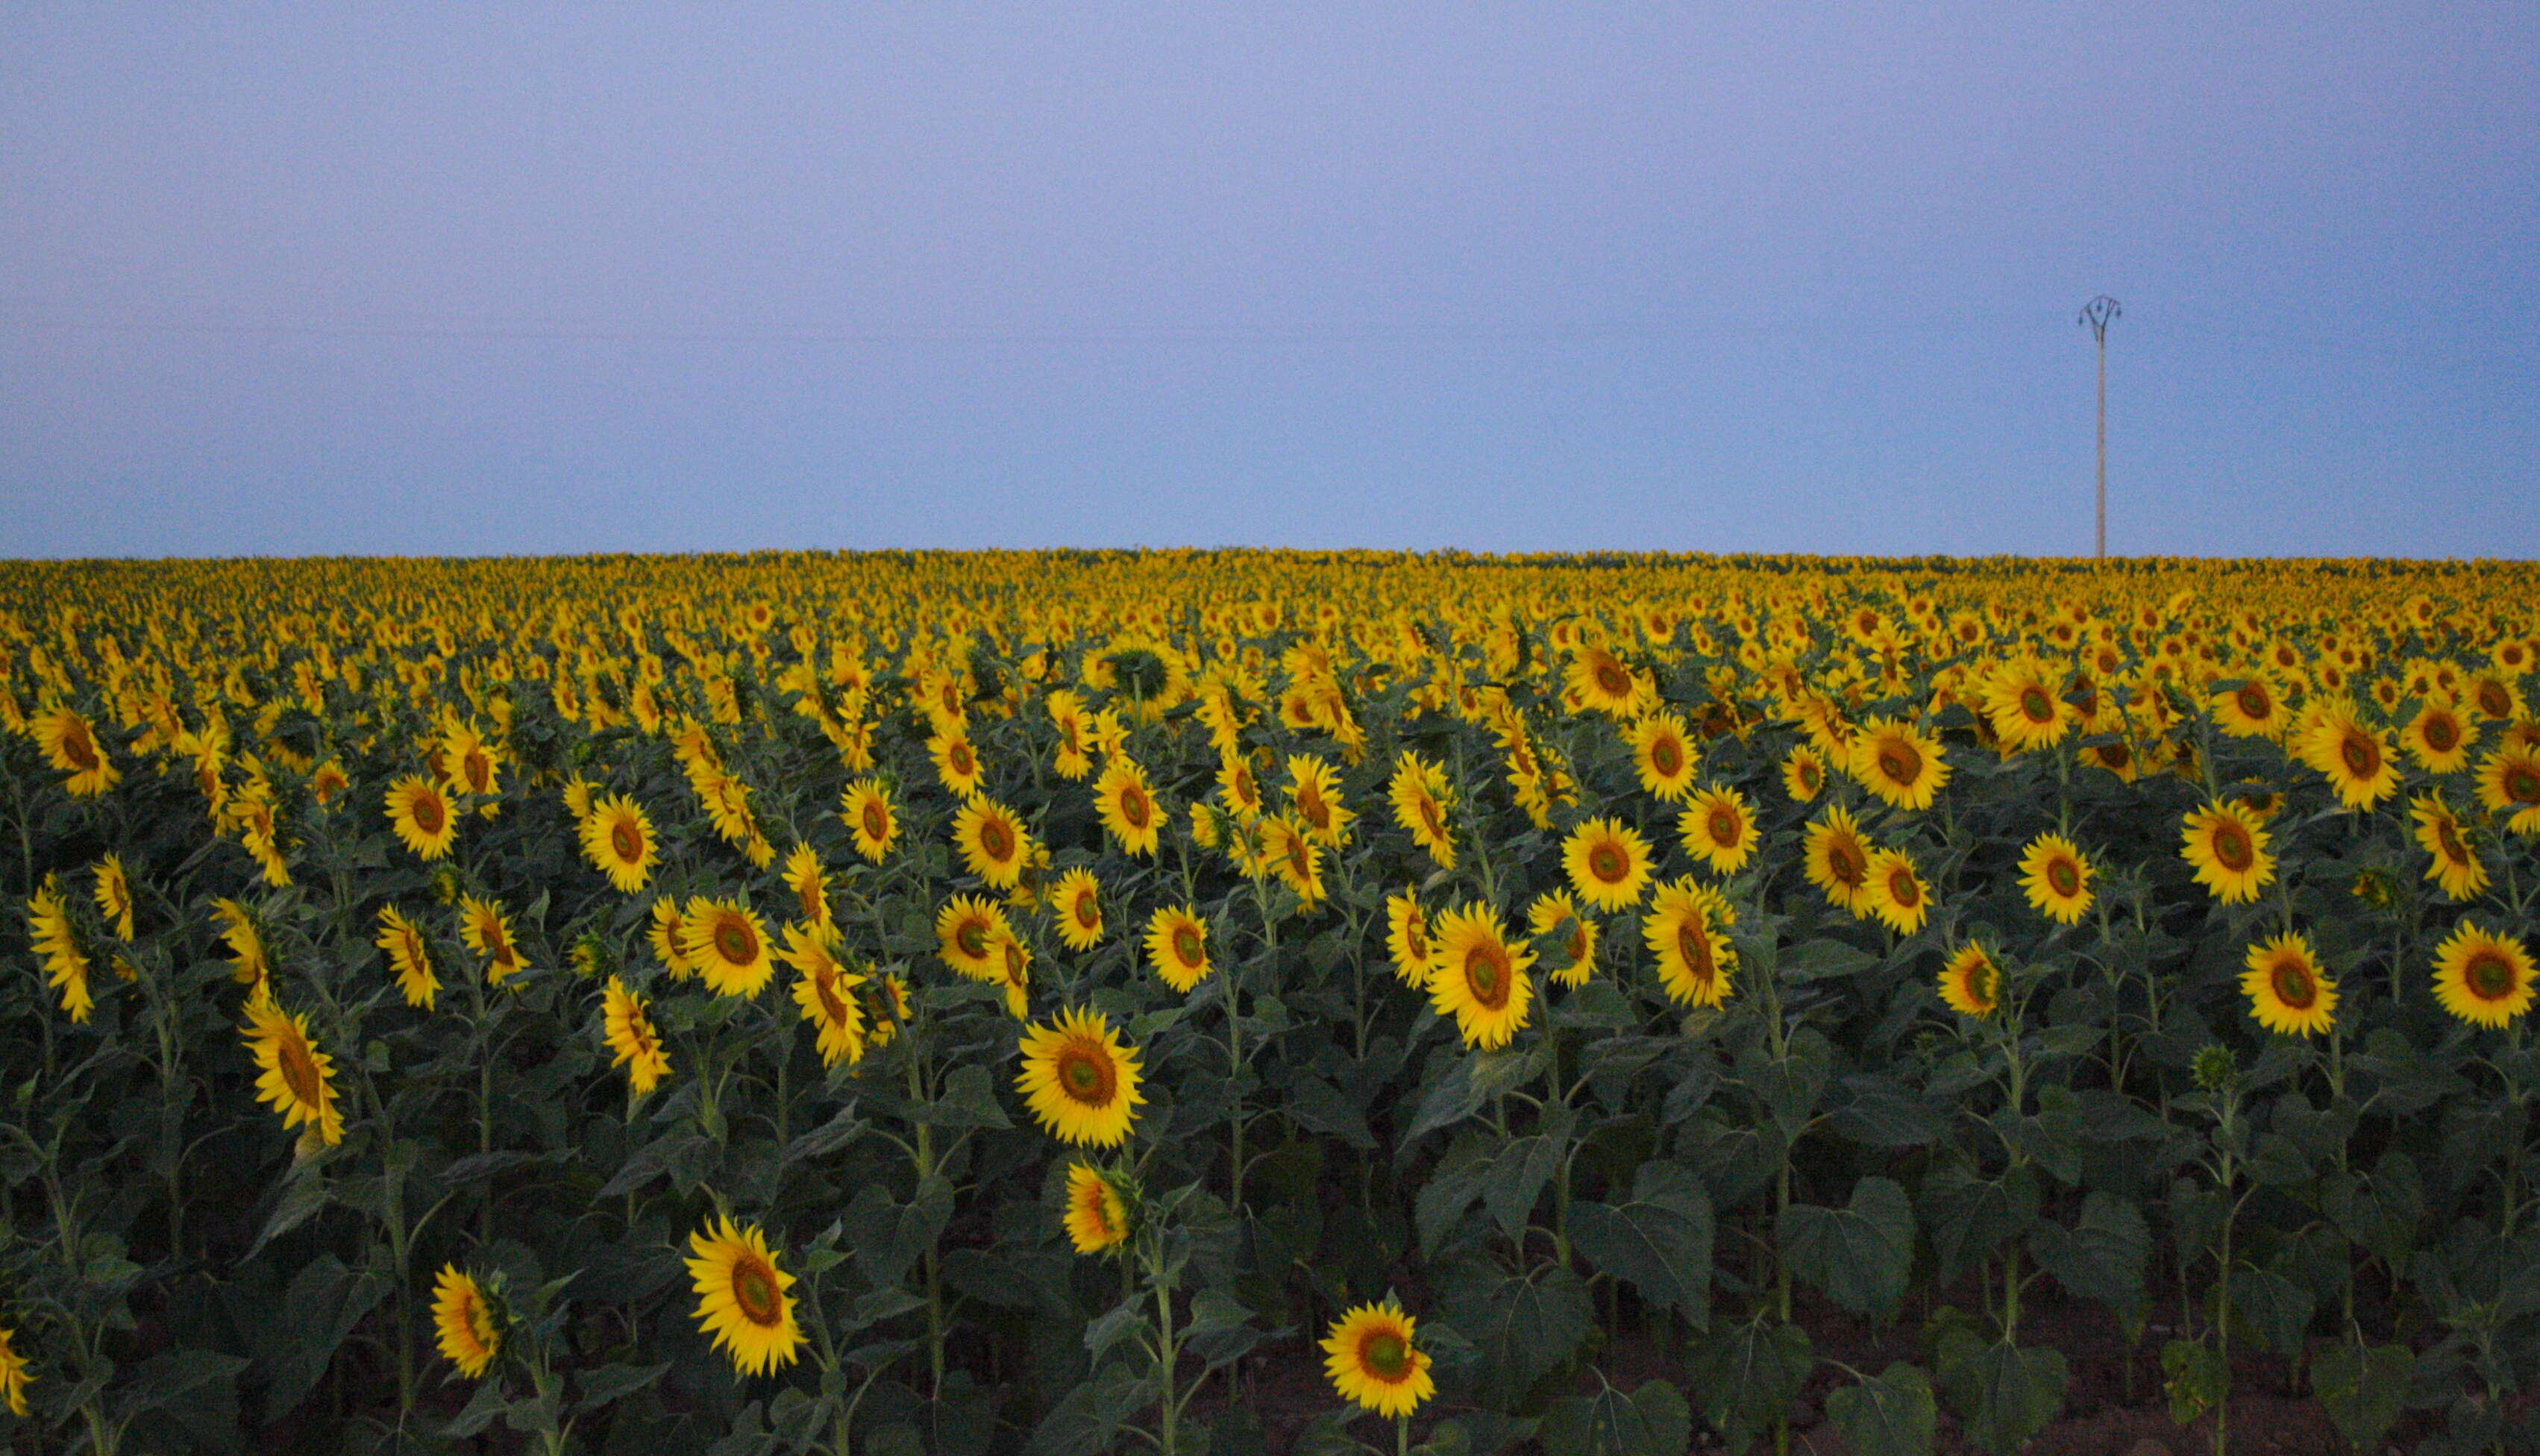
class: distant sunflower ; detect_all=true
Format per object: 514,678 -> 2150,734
2241,933 -> 2336,1038
28,878 -> 93,1023
688,1217 -> 805,1377
91,853 -> 134,941
1861,849 -> 1931,935
1526,889 -> 1597,988
1093,759 -> 1163,857
32,706 -> 118,796
384,775 -> 459,861
601,975 -> 671,1094
2402,700 -> 2477,774
682,897 -> 775,998
1801,807 -> 1875,917
1144,906 -> 1213,994
929,727 -> 985,798
2210,674 -> 2288,738
1562,817 -> 1653,911
459,895 -> 527,986
2016,833 -> 2095,925
935,896 -> 1012,982
2474,744 -> 2540,836
1680,786 -> 1760,875
1017,1007 -> 1146,1146
2430,920 -> 2535,1029
1384,892 -> 1433,986
781,841 -> 832,932
580,794 -> 657,894
1063,1162 -> 1132,1254
2409,792 -> 2488,901
1631,712 -> 1699,802
648,897 -> 697,979
839,778 -> 900,863
431,1265 -> 501,1378
954,797 -> 1032,888
1850,718 -> 1950,810
2179,801 -> 2276,904
1387,751 -> 1457,869
375,905 -> 439,1009
1781,744 -> 1827,803
1286,754 -> 1353,847
1426,904 -> 1535,1050
2298,700 -> 2399,810
1645,878 -> 1736,1009
1938,943 -> 1999,1017
242,994 -> 344,1146
1053,868 -> 1106,951
1321,1298 -> 1434,1419
778,925 -> 868,1069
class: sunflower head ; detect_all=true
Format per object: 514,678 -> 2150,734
2240,933 -> 2338,1038
1017,1007 -> 1146,1146
1562,817 -> 1652,911
1062,1162 -> 1134,1255
687,1217 -> 805,1377
1426,904 -> 1536,1050
2431,920 -> 2536,1029
1144,906 -> 1213,994
1939,944 -> 1999,1017
432,1265 -> 504,1379
2017,833 -> 2095,926
1320,1298 -> 1435,1419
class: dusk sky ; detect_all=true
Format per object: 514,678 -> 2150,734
4,5 -> 2533,560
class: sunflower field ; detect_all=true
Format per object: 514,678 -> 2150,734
4,550 -> 2540,1456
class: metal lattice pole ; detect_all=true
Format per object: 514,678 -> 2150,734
2078,296 -> 2122,559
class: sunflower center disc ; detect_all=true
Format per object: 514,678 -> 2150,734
1174,926 -> 1203,965
2340,735 -> 2375,776
416,798 -> 442,834
717,924 -> 751,963
1654,742 -> 1681,775
1591,846 -> 1623,882
2215,826 -> 2252,871
612,823 -> 639,860
280,1041 -> 323,1107
733,1261 -> 782,1326
2428,718 -> 2456,750
1362,1331 -> 1411,1381
2508,768 -> 2540,804
958,923 -> 987,957
982,823 -> 1012,859
865,804 -> 888,839
2049,861 -> 2080,897
2022,688 -> 2053,723
1710,811 -> 1738,844
2239,688 -> 2268,718
1060,1049 -> 1112,1104
2272,961 -> 2316,1010
1880,747 -> 1918,784
1677,923 -> 1713,981
2468,953 -> 2513,1000
1889,872 -> 1919,908
1467,950 -> 1505,1005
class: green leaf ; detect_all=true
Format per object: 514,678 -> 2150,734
1778,1176 -> 1915,1318
1566,1176 -> 1713,1327
110,1348 -> 248,1423
1538,1378 -> 1690,1456
1824,1362 -> 1937,1456
2157,1338 -> 2227,1426
2227,1267 -> 2315,1357
845,1174 -> 953,1288
1405,1058 -> 1483,1143
1285,1073 -> 1378,1150
1182,1287 -> 1272,1366
1689,1320 -> 1812,1456
574,1361 -> 671,1413
1415,1135 -> 1496,1258
261,1254 -> 390,1421
1782,938 -> 1878,982
1829,1076 -> 1949,1149
2025,1192 -> 2148,1306
1917,1163 -> 2039,1287
1935,1331 -> 2066,1456
2312,1343 -> 2412,1455
1484,1115 -> 1569,1239
915,1064 -> 1012,1129
443,1374 -> 512,1439
780,1105 -> 867,1164
1082,1300 -> 1149,1365
1443,1262 -> 1593,1398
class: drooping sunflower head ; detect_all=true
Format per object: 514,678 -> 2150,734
2016,833 -> 2095,926
1258,814 -> 1326,907
431,1265 -> 503,1379
602,974 -> 672,1094
681,897 -> 774,999
241,994 -> 344,1146
2430,920 -> 2536,1029
384,774 -> 459,861
840,779 -> 900,864
2240,933 -> 2337,1038
459,895 -> 525,985
375,904 -> 439,1010
1681,787 -> 1760,874
1561,817 -> 1652,911
1017,1007 -> 1146,1146
91,853 -> 134,941
687,1217 -> 805,1378
780,926 -> 869,1069
1320,1298 -> 1435,1419
1939,943 -> 1999,1017
1144,906 -> 1212,994
1526,889 -> 1597,989
1426,904 -> 1536,1050
1062,1162 -> 1133,1255
1387,750 -> 1456,868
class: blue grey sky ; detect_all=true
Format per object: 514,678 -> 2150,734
4,5 -> 2533,559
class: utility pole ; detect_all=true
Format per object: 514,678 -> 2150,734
2078,296 -> 2121,559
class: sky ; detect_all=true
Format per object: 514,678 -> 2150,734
3,4 -> 2534,561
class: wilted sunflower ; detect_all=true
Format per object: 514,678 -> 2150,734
28,878 -> 94,1023
1781,744 -> 1827,803
2430,920 -> 2535,1029
1645,877 -> 1737,1009
1385,893 -> 1433,985
2298,700 -> 2399,811
33,706 -> 118,796
2474,744 -> 2540,836
91,853 -> 134,941
459,895 -> 527,986
954,796 -> 1032,888
384,775 -> 459,861
1387,751 -> 1457,869
1426,904 -> 1535,1050
936,896 -> 1012,982
1983,659 -> 2074,751
1286,754 -> 1353,847
1017,1007 -> 1146,1146
1849,718 -> 1950,810
1562,817 -> 1653,911
2017,833 -> 2095,925
1144,906 -> 1212,994
2242,934 -> 2336,1038
242,994 -> 344,1146
2179,801 -> 2276,904
1680,786 -> 1760,875
1631,711 -> 1699,802
682,897 -> 775,998
1939,943 -> 2000,1017
1093,759 -> 1163,857
2402,700 -> 2477,774
781,841 -> 832,932
1053,868 -> 1106,951
1861,849 -> 1931,935
375,905 -> 439,1009
1801,807 -> 1875,916
0,1325 -> 28,1416
601,975 -> 671,1094
839,779 -> 900,863
577,794 -> 657,894
688,1217 -> 805,1377
1063,1162 -> 1132,1255
778,925 -> 868,1068
1321,1298 -> 1434,1419
431,1265 -> 501,1378
2409,792 -> 2487,901
1527,889 -> 1597,988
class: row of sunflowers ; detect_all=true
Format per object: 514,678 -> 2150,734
1,550 -> 2538,1456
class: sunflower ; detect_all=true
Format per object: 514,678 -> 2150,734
1562,818 -> 1653,911
2017,833 -> 2095,925
1642,877 -> 1735,1009
1017,1007 -> 1146,1146
1286,754 -> 1354,847
0,1325 -> 28,1416
781,841 -> 832,932
2430,920 -> 2536,1029
242,994 -> 344,1146
1385,893 -> 1433,985
431,1265 -> 501,1378
384,775 -> 459,860
1984,659 -> 2074,751
2467,672 -> 2526,724
1063,1162 -> 1132,1254
33,706 -> 118,796
211,897 -> 271,993
1321,1298 -> 1434,1419
648,897 -> 697,979
1527,890 -> 1597,988
954,797 -> 1032,888
1144,906 -> 1213,994
1387,751 -> 1457,869
929,727 -> 985,799
28,878 -> 93,1023
682,898 -> 775,998
375,905 -> 439,1009
2402,700 -> 2477,774
1093,759 -> 1163,858
1568,646 -> 1648,718
1680,786 -> 1760,875
688,1217 -> 805,1376
936,896 -> 1012,982
1258,814 -> 1326,908
2241,934 -> 2337,1038
1217,754 -> 1267,822
1053,867 -> 1106,951
2210,674 -> 2288,738
459,895 -> 527,986
439,721 -> 502,802
579,794 -> 657,894
1801,807 -> 1875,916
601,975 -> 671,1093
1426,905 -> 1535,1050
562,774 -> 598,825
1048,691 -> 1095,780
2298,700 -> 2399,811
1849,718 -> 1950,810
1861,849 -> 1931,935
91,853 -> 134,941
839,779 -> 900,863
779,925 -> 868,1068
1631,712 -> 1699,802
993,933 -> 1033,1020
2179,801 -> 2277,903
1939,943 -> 2000,1017
2409,792 -> 2488,901
2474,744 -> 2540,835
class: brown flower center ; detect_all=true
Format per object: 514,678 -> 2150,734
1828,841 -> 1866,888
1464,944 -> 1510,1008
2236,685 -> 2269,719
1708,808 -> 1740,847
278,1034 -> 323,1108
2425,715 -> 2458,752
611,821 -> 641,862
1887,868 -> 1921,909
1589,843 -> 1626,883
1120,786 -> 1152,829
1058,1044 -> 1117,1105
2020,686 -> 2055,724
1594,659 -> 1632,697
956,920 -> 989,958
62,723 -> 99,771
2271,958 -> 2316,1010
1652,738 -> 1683,776
2339,732 -> 2377,779
2505,766 -> 2540,806
863,801 -> 889,841
1877,741 -> 1922,785
715,919 -> 755,965
2047,859 -> 2080,897
1675,919 -> 1716,985
1360,1330 -> 1412,1382
413,793 -> 445,835
732,1258 -> 783,1327
1073,891 -> 1100,929
979,817 -> 1015,862
2465,950 -> 2515,1001
2213,822 -> 2254,872
1172,924 -> 1204,967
